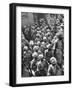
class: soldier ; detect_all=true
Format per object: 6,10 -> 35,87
35,55 -> 48,76
47,57 -> 61,76
55,35 -> 63,68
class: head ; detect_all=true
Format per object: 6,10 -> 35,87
38,54 -> 44,61
33,45 -> 39,52
32,52 -> 38,58
23,46 -> 28,51
29,40 -> 34,46
35,60 -> 48,76
50,57 -> 57,65
58,34 -> 63,40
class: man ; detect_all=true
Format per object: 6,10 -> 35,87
30,52 -> 38,76
45,47 -> 54,63
55,35 -> 63,68
35,60 -> 48,76
47,57 -> 61,76
22,25 -> 32,41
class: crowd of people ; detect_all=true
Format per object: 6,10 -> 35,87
21,14 -> 64,77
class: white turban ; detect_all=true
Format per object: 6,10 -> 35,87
50,57 -> 57,64
23,46 -> 28,51
29,40 -> 34,46
32,52 -> 38,58
33,45 -> 39,51
38,54 -> 43,59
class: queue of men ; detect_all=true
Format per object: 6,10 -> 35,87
21,15 -> 64,77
